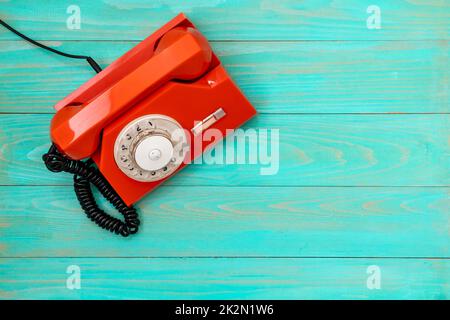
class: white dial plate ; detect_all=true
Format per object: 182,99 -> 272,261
113,114 -> 188,182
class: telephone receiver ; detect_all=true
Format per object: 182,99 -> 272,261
51,26 -> 213,160
42,13 -> 257,236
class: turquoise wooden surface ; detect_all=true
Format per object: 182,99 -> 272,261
1,114 -> 448,186
0,0 -> 448,41
1,258 -> 448,299
1,186 -> 448,258
1,40 -> 449,114
0,1 -> 449,300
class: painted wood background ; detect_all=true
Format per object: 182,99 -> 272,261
0,0 -> 449,299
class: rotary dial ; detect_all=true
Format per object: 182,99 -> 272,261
114,115 -> 188,182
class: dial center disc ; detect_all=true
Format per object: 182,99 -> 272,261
149,149 -> 161,161
134,135 -> 173,171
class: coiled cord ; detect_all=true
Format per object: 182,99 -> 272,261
43,144 -> 140,237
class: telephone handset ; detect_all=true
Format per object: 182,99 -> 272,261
2,14 -> 256,236
51,26 -> 213,160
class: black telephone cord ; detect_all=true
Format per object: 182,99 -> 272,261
43,145 -> 140,236
0,19 -> 102,72
2,19 -> 140,236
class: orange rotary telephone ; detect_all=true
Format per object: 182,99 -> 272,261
1,14 -> 256,236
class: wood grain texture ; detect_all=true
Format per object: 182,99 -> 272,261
0,0 -> 449,300
0,258 -> 448,299
0,186 -> 448,258
0,40 -> 448,114
0,0 -> 449,41
0,114 -> 448,186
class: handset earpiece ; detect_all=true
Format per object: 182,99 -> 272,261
154,27 -> 212,80
51,27 -> 213,160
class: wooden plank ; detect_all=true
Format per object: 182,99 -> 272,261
0,40 -> 448,114
0,114 -> 448,186
0,1 -> 449,41
0,258 -> 448,299
0,186 -> 448,257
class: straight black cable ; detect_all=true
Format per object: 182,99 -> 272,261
1,19 -> 140,236
0,19 -> 102,72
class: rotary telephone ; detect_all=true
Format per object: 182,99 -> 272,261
1,14 -> 256,236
